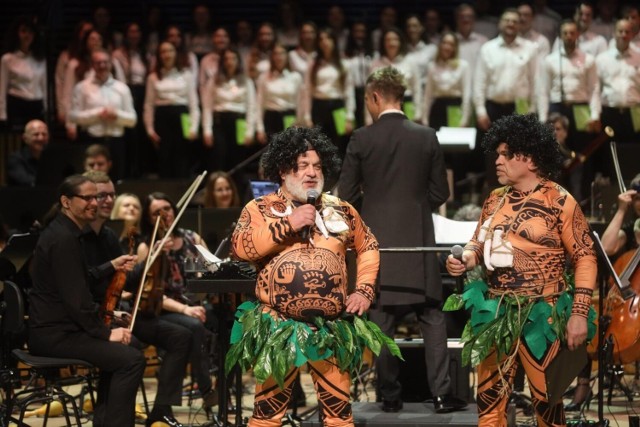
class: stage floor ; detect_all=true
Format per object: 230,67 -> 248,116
300,402 -> 478,427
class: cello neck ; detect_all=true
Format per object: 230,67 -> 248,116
620,246 -> 640,288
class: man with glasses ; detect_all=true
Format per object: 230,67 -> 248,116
81,170 -> 192,427
28,174 -> 146,427
69,49 -> 136,180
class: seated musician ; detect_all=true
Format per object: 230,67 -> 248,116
81,171 -> 192,426
601,173 -> 640,257
137,192 -> 218,409
228,126 -> 400,426
28,174 -> 145,427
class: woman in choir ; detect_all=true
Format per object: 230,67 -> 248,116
185,4 -> 214,61
288,21 -> 317,76
256,43 -> 304,144
112,22 -> 149,177
0,16 -> 46,132
369,27 -> 422,123
423,32 -> 471,129
303,28 -> 355,156
143,41 -> 200,178
201,48 -> 255,173
344,20 -> 375,129
163,25 -> 199,86
246,22 -> 276,81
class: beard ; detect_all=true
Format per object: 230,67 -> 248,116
282,175 -> 324,203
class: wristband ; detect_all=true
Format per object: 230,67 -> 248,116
571,288 -> 593,318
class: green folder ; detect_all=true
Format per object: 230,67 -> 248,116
283,115 -> 296,130
515,98 -> 530,115
630,106 -> 640,132
180,113 -> 191,139
332,108 -> 347,136
446,106 -> 463,127
572,105 -> 590,131
403,101 -> 415,121
236,119 -> 247,145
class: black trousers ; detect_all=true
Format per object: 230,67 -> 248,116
132,316 -> 191,405
6,94 -> 44,132
263,109 -> 296,136
154,105 -> 191,178
369,302 -> 452,402
29,328 -> 146,427
311,98 -> 349,158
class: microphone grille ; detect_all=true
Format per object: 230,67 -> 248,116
306,189 -> 320,199
451,245 -> 464,258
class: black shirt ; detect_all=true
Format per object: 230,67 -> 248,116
6,145 -> 38,187
29,213 -> 110,340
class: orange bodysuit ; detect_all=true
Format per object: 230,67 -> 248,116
231,190 -> 380,427
465,180 -> 597,427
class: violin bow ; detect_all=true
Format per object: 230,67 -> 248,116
128,171 -> 207,331
610,141 -> 627,194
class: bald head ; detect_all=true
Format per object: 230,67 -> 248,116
23,120 -> 49,159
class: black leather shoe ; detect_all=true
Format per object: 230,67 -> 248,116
381,399 -> 403,413
434,395 -> 468,413
145,414 -> 184,427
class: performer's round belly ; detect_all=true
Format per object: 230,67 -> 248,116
263,247 -> 347,322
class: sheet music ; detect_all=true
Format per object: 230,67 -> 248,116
435,127 -> 477,150
195,244 -> 222,264
432,214 -> 477,245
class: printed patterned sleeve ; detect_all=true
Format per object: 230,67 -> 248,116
231,200 -> 296,262
557,191 -> 597,290
344,201 -> 379,302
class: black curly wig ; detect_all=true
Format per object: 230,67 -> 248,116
482,113 -> 564,180
261,127 -> 342,187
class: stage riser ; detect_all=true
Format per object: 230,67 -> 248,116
300,402 -> 478,427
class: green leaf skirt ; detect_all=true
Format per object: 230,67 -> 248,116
443,278 -> 596,368
225,301 -> 403,388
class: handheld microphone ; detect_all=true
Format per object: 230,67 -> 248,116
300,189 -> 319,240
450,245 -> 465,293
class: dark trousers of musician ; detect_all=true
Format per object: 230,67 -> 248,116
29,327 -> 146,427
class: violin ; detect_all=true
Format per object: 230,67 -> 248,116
137,215 -> 168,318
101,228 -> 136,326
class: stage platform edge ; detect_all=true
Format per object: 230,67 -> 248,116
300,402 -> 478,426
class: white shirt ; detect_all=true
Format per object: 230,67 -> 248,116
552,31 -> 608,57
201,75 -> 256,138
62,58 -> 125,126
473,35 -> 538,117
423,58 -> 472,127
407,41 -> 437,83
456,31 -> 488,70
0,50 -> 47,120
303,59 -> 355,121
69,76 -> 137,137
198,52 -> 220,100
255,69 -> 304,133
597,47 -> 640,107
345,52 -> 376,88
143,68 -> 200,136
521,29 -> 551,61
288,48 -> 316,76
537,47 -> 600,122
112,48 -> 147,85
55,50 -> 70,118
148,51 -> 199,87
370,54 -> 423,121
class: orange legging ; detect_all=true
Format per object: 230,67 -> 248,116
249,357 -> 353,427
477,339 -> 564,427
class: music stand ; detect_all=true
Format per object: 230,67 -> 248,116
0,233 -> 38,280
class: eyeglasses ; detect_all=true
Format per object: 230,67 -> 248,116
96,192 -> 116,201
71,194 -> 99,202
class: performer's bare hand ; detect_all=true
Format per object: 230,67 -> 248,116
288,205 -> 316,232
565,314 -> 588,351
345,293 -> 370,316
184,305 -> 206,323
477,114 -> 491,131
110,327 -> 132,345
445,251 -> 476,276
617,189 -> 638,212
111,255 -> 137,272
